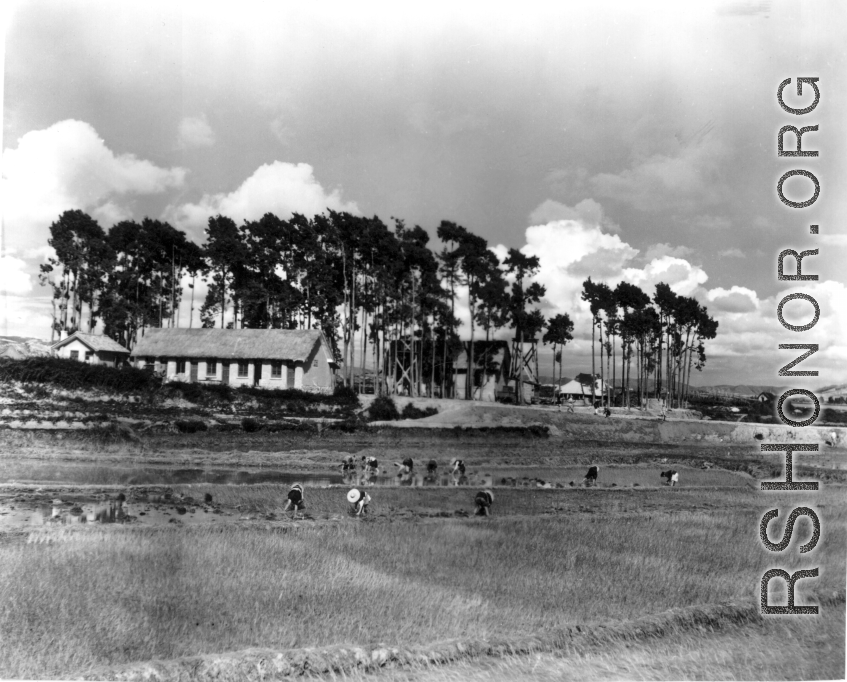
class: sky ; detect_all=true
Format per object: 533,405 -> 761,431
2,0 -> 846,386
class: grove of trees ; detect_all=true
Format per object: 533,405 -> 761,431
580,278 -> 718,409
38,208 -> 717,406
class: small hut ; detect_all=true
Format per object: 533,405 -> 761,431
51,332 -> 130,367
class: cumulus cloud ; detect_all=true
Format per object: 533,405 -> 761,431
704,285 -> 759,313
164,161 -> 361,237
2,119 -> 186,252
528,198 -> 620,234
642,243 -> 694,261
478,200 -> 847,380
0,255 -> 33,295
178,115 -> 215,148
701,281 -> 847,377
622,256 -> 708,297
91,201 -> 134,228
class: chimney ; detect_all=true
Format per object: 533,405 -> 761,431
60,329 -> 68,341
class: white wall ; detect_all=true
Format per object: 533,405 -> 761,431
56,339 -> 93,362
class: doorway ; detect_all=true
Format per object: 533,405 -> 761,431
253,361 -> 262,386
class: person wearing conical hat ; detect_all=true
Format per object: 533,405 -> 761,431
347,488 -> 371,516
474,490 -> 494,516
284,483 -> 305,519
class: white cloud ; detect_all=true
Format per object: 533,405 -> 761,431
0,255 -> 33,295
479,202 -> 847,380
704,285 -> 759,314
164,161 -> 361,237
2,119 -> 186,253
642,243 -> 694,261
701,281 -> 847,380
91,201 -> 134,228
178,115 -> 215,148
718,247 -> 746,258
528,198 -> 621,234
622,256 -> 708,297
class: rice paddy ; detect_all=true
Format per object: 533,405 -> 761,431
0,425 -> 844,681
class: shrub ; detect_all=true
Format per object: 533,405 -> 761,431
822,409 -> 847,424
203,383 -> 235,403
164,381 -> 234,405
174,419 -> 208,433
368,395 -> 400,421
400,403 -> 439,420
236,385 -> 360,409
241,417 -> 264,432
0,357 -> 159,393
331,384 -> 360,405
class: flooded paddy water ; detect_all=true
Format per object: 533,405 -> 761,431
0,458 -> 751,489
0,455 -> 753,535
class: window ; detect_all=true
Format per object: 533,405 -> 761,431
313,359 -> 319,368
85,351 -> 93,362
238,361 -> 249,378
70,350 -> 79,360
206,360 -> 217,376
271,361 -> 282,378
176,360 -> 186,374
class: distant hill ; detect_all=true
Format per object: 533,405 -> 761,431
0,336 -> 53,360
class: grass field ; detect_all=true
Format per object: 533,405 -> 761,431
0,420 -> 845,681
331,612 -> 845,681
1,485 -> 844,680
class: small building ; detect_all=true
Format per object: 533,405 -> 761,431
51,332 -> 130,367
130,328 -> 338,392
556,373 -> 609,403
451,341 -> 512,401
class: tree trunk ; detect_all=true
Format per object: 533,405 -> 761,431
590,317 -> 596,405
598,317 -> 604,406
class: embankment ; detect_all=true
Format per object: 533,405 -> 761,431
374,403 -> 846,446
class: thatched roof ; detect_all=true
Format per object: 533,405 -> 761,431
52,332 -> 130,354
130,328 -> 335,363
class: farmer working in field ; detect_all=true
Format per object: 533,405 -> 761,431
283,483 -> 305,519
395,457 -> 414,484
474,490 -> 494,516
347,488 -> 371,516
